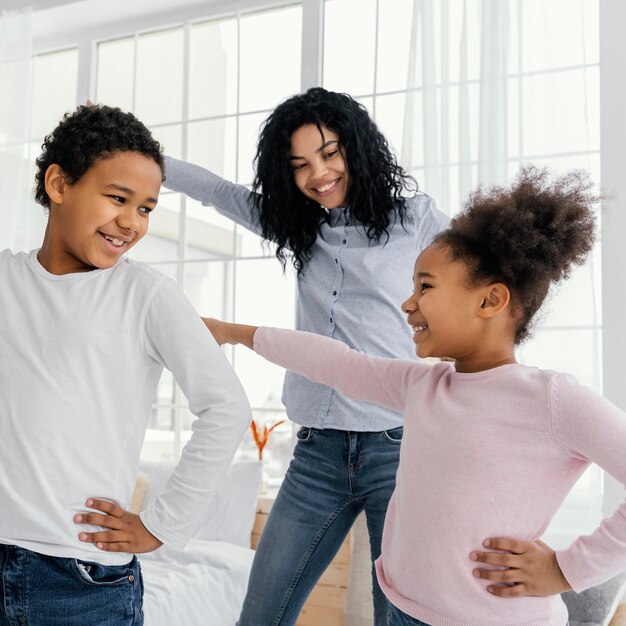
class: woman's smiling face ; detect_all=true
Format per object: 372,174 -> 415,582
289,124 -> 349,209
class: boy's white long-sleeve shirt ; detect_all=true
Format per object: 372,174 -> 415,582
0,250 -> 251,565
254,327 -> 626,626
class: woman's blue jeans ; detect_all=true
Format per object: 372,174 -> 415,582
237,426 -> 402,626
0,544 -> 143,626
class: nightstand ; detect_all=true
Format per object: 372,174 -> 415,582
252,490 -> 352,626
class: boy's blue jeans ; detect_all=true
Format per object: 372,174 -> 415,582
0,544 -> 143,626
237,426 -> 402,626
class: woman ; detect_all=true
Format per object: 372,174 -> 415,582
164,87 -> 448,626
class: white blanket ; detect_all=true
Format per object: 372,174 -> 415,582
141,539 -> 254,626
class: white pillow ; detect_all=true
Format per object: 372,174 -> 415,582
137,460 -> 262,548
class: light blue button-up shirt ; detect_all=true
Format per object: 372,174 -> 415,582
165,156 -> 449,431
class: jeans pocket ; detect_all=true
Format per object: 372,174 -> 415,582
71,558 -> 136,587
381,426 -> 403,444
296,426 -> 315,443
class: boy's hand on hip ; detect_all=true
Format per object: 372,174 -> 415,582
469,537 -> 572,597
74,498 -> 163,553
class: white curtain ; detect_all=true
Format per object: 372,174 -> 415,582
402,0 -> 512,210
0,8 -> 36,252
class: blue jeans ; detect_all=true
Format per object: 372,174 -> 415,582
0,544 -> 143,626
237,426 -> 402,626
387,604 -> 430,626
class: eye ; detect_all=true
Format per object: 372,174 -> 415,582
139,206 -> 153,215
291,162 -> 307,171
323,150 -> 338,160
108,195 -> 125,204
420,283 -> 432,293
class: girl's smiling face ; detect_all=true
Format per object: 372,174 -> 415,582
289,124 -> 349,209
401,244 -> 488,364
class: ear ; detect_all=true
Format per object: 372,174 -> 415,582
477,283 -> 510,318
44,164 -> 68,205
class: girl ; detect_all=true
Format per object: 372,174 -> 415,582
204,167 -> 626,626
164,87 -> 448,625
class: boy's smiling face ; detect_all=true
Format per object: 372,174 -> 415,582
42,151 -> 161,274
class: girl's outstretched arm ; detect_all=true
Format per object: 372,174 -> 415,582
203,319 -> 432,414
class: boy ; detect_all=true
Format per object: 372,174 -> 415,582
0,104 -> 251,625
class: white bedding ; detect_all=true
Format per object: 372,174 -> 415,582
141,539 -> 254,626
136,459 -> 261,626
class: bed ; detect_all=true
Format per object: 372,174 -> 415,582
133,459 -> 261,626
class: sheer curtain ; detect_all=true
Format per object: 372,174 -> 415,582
0,8 -> 37,252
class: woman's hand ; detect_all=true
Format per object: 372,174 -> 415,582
202,317 -> 257,349
74,499 -> 163,554
470,537 -> 572,597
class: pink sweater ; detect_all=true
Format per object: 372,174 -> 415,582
254,327 -> 626,626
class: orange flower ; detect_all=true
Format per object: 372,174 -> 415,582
250,418 -> 285,460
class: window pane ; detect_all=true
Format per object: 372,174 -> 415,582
96,37 -> 134,112
374,93 -> 407,163
31,49 -> 78,140
521,0 -> 599,72
186,200 -> 239,261
187,117 -> 237,181
189,18 -> 238,119
237,111 -> 266,185
136,28 -> 184,125
376,0 -> 414,93
239,6 -> 302,113
540,250 -> 601,328
183,259 -> 234,322
232,258 -> 296,407
522,67 -> 600,156
151,123 -> 182,160
324,0 -> 376,95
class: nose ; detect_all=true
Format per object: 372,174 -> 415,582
117,206 -> 140,233
309,157 -> 329,180
401,294 -> 418,314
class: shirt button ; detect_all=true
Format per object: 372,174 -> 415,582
335,258 -> 338,263
342,239 -> 347,244
330,317 -> 333,323
128,575 -> 135,582
332,290 -> 337,296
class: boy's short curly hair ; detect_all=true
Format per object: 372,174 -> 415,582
34,104 -> 164,208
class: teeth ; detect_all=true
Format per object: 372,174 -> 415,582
316,180 -> 337,193
103,234 -> 125,247
412,324 -> 427,332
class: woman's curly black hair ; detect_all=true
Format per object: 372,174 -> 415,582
434,166 -> 598,343
252,87 -> 416,274
34,104 -> 164,208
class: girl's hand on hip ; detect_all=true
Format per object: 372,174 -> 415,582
74,498 -> 163,553
470,537 -> 572,597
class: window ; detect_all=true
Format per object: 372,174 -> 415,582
323,0 -> 602,540
13,0 -> 616,530
95,4 -> 302,484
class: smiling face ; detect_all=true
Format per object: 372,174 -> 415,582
41,151 -> 162,274
401,243 -> 518,372
401,243 -> 489,362
289,124 -> 349,209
